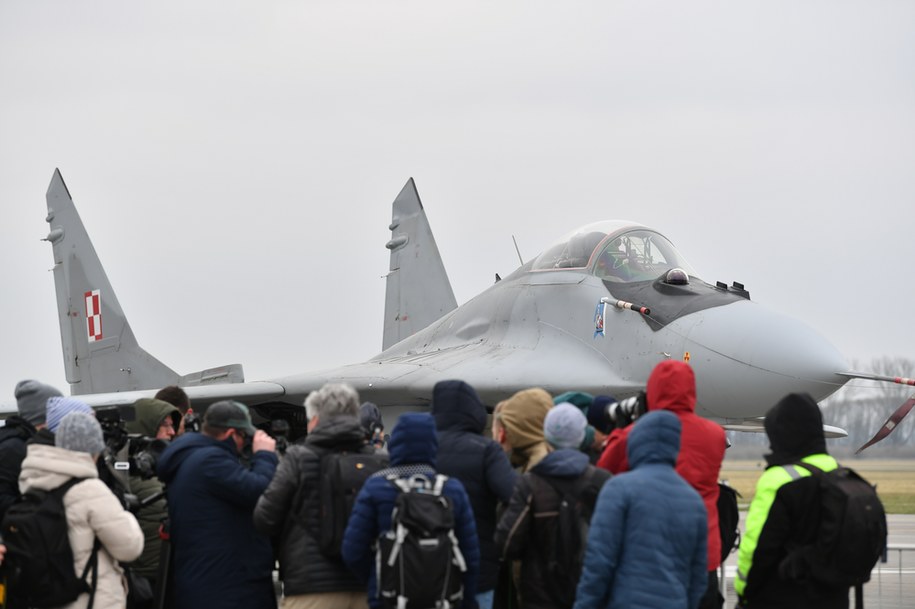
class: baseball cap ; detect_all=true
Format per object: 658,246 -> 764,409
204,400 -> 257,435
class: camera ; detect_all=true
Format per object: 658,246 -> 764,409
182,410 -> 202,434
127,435 -> 168,480
94,406 -> 165,510
600,392 -> 648,431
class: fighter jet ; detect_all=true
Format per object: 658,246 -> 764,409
42,169 -> 913,448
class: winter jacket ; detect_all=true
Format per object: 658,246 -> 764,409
19,444 -> 144,609
123,398 -> 180,580
341,412 -> 480,609
495,449 -> 611,609
432,380 -> 518,593
596,360 -> 725,569
253,416 -> 381,595
735,393 -> 848,609
575,411 -> 707,609
156,432 -> 278,609
0,416 -> 36,520
495,388 -> 553,472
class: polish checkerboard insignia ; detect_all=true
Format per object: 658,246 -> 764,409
85,289 -> 102,342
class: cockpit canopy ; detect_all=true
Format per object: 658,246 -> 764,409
531,221 -> 698,283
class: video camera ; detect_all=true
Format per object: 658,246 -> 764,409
93,406 -> 170,514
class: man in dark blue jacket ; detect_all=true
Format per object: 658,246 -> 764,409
432,380 -> 517,609
342,412 -> 481,609
157,400 -> 278,609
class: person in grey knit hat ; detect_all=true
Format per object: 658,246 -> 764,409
544,402 -> 588,450
46,396 -> 94,433
14,379 -> 62,427
0,380 -> 63,520
55,412 -> 106,455
19,411 -> 144,608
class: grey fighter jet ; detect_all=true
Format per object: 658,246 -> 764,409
41,170 -> 913,447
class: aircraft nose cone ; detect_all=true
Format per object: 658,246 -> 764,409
683,301 -> 849,419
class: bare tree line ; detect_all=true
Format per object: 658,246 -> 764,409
726,356 -> 915,458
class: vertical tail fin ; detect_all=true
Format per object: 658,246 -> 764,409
44,169 -> 180,394
382,179 -> 457,350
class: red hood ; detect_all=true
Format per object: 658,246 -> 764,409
646,360 -> 696,414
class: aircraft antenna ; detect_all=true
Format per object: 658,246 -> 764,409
512,235 -> 524,266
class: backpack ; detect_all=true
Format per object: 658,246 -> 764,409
528,466 -> 610,609
376,473 -> 466,609
790,462 -> 887,588
1,477 -> 100,609
717,481 -> 741,563
317,449 -> 389,558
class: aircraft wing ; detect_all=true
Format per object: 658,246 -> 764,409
275,337 -> 647,409
722,419 -> 848,439
72,381 -> 287,410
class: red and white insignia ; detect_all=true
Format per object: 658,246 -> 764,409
85,289 -> 103,342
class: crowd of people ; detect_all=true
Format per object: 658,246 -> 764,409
0,360 -> 867,609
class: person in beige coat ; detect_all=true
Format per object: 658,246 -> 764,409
19,411 -> 144,609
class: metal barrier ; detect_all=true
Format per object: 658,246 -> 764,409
721,544 -> 915,609
869,543 -> 915,609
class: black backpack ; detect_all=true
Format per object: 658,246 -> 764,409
376,473 -> 466,609
317,449 -> 389,558
790,462 -> 887,589
1,478 -> 100,609
528,466 -> 609,609
717,481 -> 741,563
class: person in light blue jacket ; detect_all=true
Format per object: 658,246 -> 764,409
573,410 -> 707,609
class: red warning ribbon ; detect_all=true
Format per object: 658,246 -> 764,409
855,393 -> 915,454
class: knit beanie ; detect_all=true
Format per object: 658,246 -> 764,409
764,393 -> 827,467
55,412 -> 105,454
552,391 -> 599,450
544,402 -> 588,449
46,396 -> 94,432
359,402 -> 384,434
588,395 -> 616,433
14,380 -> 63,426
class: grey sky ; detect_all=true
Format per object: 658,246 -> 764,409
1,1 -> 913,408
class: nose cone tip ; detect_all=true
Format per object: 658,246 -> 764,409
686,301 -> 849,418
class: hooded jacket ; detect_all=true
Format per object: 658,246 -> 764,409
735,393 -> 846,609
341,412 -> 480,609
496,449 -> 611,609
253,416 -> 379,596
19,443 -> 144,609
123,398 -> 180,579
432,380 -> 518,592
156,431 -> 278,609
574,411 -> 708,609
596,360 -> 726,569
496,388 -> 553,472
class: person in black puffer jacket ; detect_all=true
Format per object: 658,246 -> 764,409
0,380 -> 62,520
254,383 -> 386,609
431,380 -> 518,609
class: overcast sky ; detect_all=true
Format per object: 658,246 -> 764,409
1,1 -> 913,409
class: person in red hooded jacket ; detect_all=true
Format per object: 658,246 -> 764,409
596,360 -> 726,609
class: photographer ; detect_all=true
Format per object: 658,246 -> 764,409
595,360 -> 727,609
122,398 -> 181,604
157,400 -> 277,609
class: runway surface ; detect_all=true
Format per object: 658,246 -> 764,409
721,513 -> 915,609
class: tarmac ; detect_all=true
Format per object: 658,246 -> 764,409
720,513 -> 915,609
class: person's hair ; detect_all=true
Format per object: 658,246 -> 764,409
155,385 -> 190,414
304,383 -> 359,421
202,421 -> 228,438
